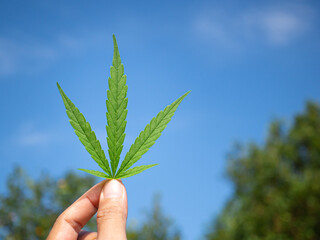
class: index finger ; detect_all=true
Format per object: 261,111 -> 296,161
47,180 -> 107,240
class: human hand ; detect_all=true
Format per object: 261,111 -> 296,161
47,179 -> 128,240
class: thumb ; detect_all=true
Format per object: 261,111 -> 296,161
97,179 -> 128,240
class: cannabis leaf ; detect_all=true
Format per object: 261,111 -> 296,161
57,34 -> 190,179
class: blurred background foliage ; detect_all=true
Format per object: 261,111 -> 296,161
1,101 -> 320,239
206,101 -> 320,240
0,168 -> 180,240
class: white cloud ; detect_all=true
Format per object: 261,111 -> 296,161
195,15 -> 240,49
14,122 -> 52,147
18,131 -> 50,146
57,31 -> 107,50
194,3 -> 313,48
0,30 -> 107,77
260,11 -> 305,44
0,37 -> 57,77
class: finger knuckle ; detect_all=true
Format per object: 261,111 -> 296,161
59,213 -> 83,233
97,199 -> 125,222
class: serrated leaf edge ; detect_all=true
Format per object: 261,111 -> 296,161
116,91 -> 190,176
116,164 -> 158,178
78,168 -> 112,179
57,83 -> 112,176
106,34 -> 128,176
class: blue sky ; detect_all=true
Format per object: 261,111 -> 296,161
1,0 -> 320,239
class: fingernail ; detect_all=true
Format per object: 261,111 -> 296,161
102,180 -> 123,198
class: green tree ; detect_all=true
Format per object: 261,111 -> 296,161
0,167 -> 181,239
206,101 -> 320,240
0,167 -> 96,239
127,195 -> 181,240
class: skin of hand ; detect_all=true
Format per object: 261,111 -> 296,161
47,179 -> 128,240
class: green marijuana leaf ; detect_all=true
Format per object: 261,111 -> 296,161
57,34 -> 190,179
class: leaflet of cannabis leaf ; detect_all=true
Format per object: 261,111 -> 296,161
106,36 -> 128,177
57,34 -> 190,179
57,83 -> 112,178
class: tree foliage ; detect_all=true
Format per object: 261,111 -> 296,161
0,167 -> 181,240
206,101 -> 320,240
127,195 -> 181,240
0,167 -> 96,239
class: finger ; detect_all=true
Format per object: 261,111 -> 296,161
78,230 -> 97,240
48,180 -> 106,240
97,179 -> 128,240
